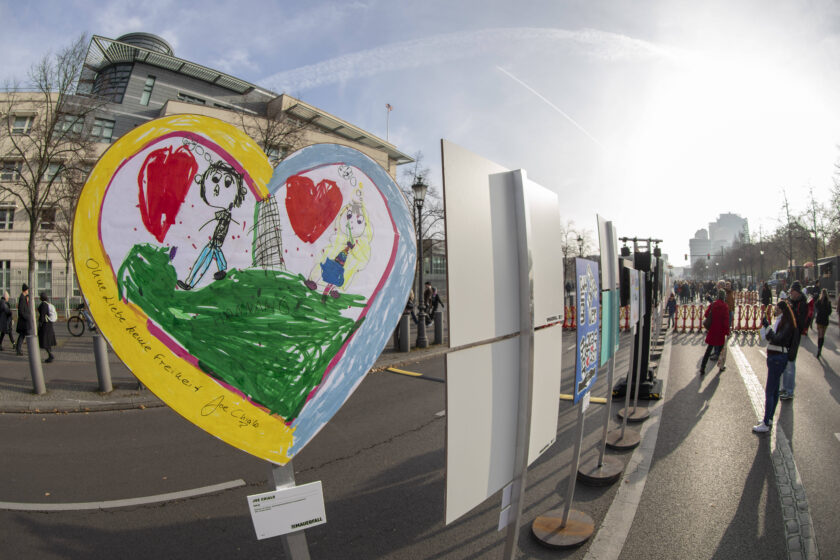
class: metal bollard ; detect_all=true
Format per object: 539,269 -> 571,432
398,312 -> 410,352
434,311 -> 443,345
92,334 -> 113,393
26,335 -> 46,395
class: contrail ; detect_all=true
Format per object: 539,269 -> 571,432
496,65 -> 604,149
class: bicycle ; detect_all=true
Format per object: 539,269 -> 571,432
67,304 -> 96,337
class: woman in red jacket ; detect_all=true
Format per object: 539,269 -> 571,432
700,289 -> 731,374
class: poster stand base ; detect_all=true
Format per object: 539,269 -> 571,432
617,406 -> 650,422
532,509 -> 594,549
577,453 -> 623,486
605,427 -> 640,450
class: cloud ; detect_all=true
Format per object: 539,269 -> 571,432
260,27 -> 682,93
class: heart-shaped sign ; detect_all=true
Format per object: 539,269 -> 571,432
73,115 -> 415,464
285,175 -> 342,243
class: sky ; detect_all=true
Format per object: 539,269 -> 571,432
2,0 -> 840,266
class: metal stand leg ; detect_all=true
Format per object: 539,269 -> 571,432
93,334 -> 113,393
578,353 -> 623,486
270,462 -> 311,560
607,327 -> 640,450
532,404 -> 594,548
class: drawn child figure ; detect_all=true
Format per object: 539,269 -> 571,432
177,161 -> 246,291
305,188 -> 372,299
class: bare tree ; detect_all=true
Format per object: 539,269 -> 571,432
802,187 -> 828,268
0,34 -> 104,326
236,96 -> 310,167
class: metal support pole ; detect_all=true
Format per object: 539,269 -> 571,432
93,334 -> 113,393
26,335 -> 46,395
270,462 -> 311,560
597,354 -> 616,465
561,404 -> 586,526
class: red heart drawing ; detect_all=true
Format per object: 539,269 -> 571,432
138,145 -> 199,242
285,175 -> 342,243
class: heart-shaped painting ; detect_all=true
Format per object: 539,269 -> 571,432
73,115 -> 415,464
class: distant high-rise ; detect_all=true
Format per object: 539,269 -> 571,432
688,213 -> 749,264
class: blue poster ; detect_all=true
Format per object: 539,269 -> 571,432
575,258 -> 600,404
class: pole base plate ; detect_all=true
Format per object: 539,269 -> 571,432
617,406 -> 650,422
532,509 -> 594,549
577,454 -> 624,486
605,427 -> 640,450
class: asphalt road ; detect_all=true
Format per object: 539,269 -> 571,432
2,324 -> 838,559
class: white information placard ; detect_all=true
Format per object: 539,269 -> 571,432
247,481 -> 326,540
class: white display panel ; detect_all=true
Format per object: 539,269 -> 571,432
441,140 -> 517,348
528,324 -> 563,464
517,170 -> 565,328
445,338 -> 519,524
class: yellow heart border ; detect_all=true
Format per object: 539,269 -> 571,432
73,114 -> 296,464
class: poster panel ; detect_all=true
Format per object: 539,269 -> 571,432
575,258 -> 600,403
73,115 -> 414,465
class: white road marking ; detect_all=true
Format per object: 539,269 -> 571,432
436,410 -> 446,417
836,433 -> 840,444
0,479 -> 246,512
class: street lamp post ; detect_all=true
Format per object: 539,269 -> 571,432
413,178 -> 429,349
577,235 -> 584,257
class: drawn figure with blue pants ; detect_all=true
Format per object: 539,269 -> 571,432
177,161 -> 246,291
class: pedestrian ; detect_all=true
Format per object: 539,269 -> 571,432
760,282 -> 772,307
753,299 -> 797,433
666,293 -> 677,329
426,287 -> 445,325
422,281 -> 433,312
699,289 -> 730,375
780,282 -> 809,401
406,290 -> 418,325
814,288 -> 832,359
14,283 -> 32,355
0,291 -> 13,350
37,292 -> 57,363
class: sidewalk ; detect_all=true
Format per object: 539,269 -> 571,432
0,331 -> 450,414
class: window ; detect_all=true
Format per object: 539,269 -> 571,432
91,118 -> 115,143
57,113 -> 83,135
0,261 -> 10,297
47,163 -> 62,182
265,145 -> 288,165
12,115 -> 34,134
431,255 -> 447,275
39,207 -> 56,231
1,161 -> 22,181
91,63 -> 133,103
139,75 -> 156,106
178,92 -> 206,105
36,261 -> 52,295
0,206 -> 14,230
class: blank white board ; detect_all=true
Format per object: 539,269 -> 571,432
516,170 -> 565,328
445,337 -> 519,524
441,140 -> 517,348
528,324 -> 563,464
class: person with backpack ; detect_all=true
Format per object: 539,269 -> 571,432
37,292 -> 57,363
